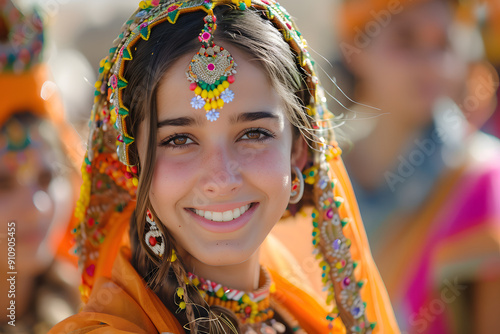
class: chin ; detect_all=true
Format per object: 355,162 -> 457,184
190,241 -> 259,267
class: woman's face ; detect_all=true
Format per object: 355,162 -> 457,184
352,0 -> 465,124
137,44 -> 298,267
0,118 -> 69,275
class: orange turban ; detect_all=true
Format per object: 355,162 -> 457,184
336,0 -> 472,42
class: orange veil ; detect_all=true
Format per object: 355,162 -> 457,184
62,1 -> 399,333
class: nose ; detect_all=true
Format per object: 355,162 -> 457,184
200,145 -> 243,198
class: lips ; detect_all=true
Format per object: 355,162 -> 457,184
193,203 -> 251,222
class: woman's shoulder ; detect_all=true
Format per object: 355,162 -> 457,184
49,247 -> 184,334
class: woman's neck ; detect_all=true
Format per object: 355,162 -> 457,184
183,248 -> 262,292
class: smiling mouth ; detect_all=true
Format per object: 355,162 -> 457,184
188,203 -> 256,222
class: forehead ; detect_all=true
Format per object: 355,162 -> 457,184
390,1 -> 452,34
156,42 -> 282,122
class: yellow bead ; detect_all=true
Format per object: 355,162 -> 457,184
242,295 -> 251,304
211,100 -> 218,110
139,1 -> 148,9
170,250 -> 177,262
176,287 -> 184,297
179,301 -> 186,309
192,277 -> 200,286
217,98 -> 224,108
216,288 -> 224,298
222,81 -> 230,89
213,88 -> 220,97
208,91 -> 215,100
204,102 -> 212,111
201,90 -> 208,99
104,62 -> 111,71
217,84 -> 224,92
132,178 -> 139,187
94,81 -> 102,89
194,86 -> 202,95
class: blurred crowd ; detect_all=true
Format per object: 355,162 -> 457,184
1,0 -> 498,333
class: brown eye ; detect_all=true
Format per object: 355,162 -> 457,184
239,128 -> 275,142
246,131 -> 261,140
173,137 -> 188,145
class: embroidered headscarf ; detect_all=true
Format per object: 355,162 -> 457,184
73,1 -> 399,333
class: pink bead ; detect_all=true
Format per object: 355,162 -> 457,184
228,75 -> 235,84
189,82 -> 198,91
86,264 -> 95,277
202,32 -> 211,41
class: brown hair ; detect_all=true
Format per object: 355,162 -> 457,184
124,3 -> 316,333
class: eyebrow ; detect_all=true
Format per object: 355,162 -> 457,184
230,111 -> 279,124
157,116 -> 201,128
158,111 -> 279,128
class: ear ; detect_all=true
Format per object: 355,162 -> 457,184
291,135 -> 308,171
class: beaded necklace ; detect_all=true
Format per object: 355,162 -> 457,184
186,266 -> 304,334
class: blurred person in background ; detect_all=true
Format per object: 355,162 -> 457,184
0,1 -> 82,332
332,0 -> 500,333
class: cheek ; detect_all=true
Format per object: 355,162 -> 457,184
240,144 -> 291,201
149,155 -> 196,206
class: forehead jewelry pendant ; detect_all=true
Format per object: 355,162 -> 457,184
186,12 -> 237,122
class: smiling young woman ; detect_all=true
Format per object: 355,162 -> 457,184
50,1 -> 399,333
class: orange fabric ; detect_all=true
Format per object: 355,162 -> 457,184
50,246 -> 341,334
0,64 -> 83,167
49,246 -> 184,334
336,0 -> 432,41
0,65 -> 56,125
269,267 -> 345,333
336,0 -> 471,42
481,0 -> 500,65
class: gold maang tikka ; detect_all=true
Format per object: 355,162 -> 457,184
186,11 -> 237,122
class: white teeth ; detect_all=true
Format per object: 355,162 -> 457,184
193,204 -> 253,222
222,211 -> 233,222
212,212 -> 223,222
